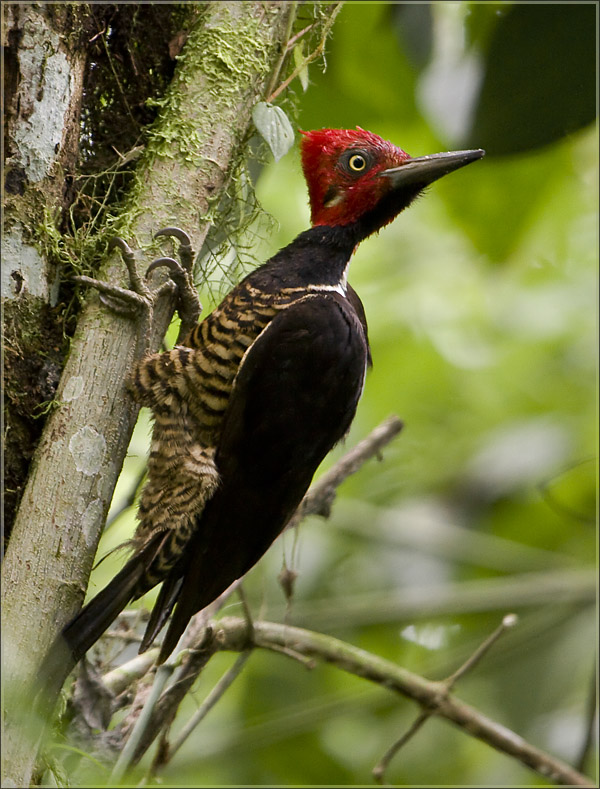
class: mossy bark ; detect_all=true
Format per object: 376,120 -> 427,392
1,3 -> 296,786
2,3 -> 90,539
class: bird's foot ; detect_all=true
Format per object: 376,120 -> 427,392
149,227 -> 202,342
74,229 -> 202,347
74,236 -> 157,317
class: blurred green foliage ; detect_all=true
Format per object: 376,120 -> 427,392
77,3 -> 597,787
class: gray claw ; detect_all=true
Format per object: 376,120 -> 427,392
109,236 -> 150,299
146,256 -> 185,280
154,227 -> 194,272
108,236 -> 135,261
149,234 -> 202,341
154,227 -> 192,247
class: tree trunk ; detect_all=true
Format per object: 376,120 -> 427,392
2,3 -> 89,539
1,3 -> 296,786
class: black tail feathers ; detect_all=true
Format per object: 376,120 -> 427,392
61,551 -> 148,665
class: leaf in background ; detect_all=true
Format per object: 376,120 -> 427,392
389,3 -> 433,71
466,3 -> 597,155
293,42 -> 309,92
252,102 -> 295,162
538,458 -> 597,525
464,2 -> 510,52
299,2 -> 420,131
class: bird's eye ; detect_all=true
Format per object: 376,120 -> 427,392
348,154 -> 367,172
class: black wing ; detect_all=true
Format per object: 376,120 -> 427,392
154,292 -> 368,661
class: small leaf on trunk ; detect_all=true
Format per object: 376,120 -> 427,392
252,102 -> 295,162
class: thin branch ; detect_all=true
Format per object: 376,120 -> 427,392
100,585 -> 242,774
100,30 -> 138,129
260,642 -> 318,670
130,628 -> 220,767
211,616 -> 595,788
286,415 -> 404,530
108,627 -> 218,782
445,613 -> 519,689
147,648 -> 254,781
264,0 -> 298,100
102,650 -> 158,697
266,2 -> 344,103
109,661 -> 173,786
372,710 -> 431,784
284,22 -> 318,52
276,417 -> 402,603
165,650 -> 253,762
373,614 -> 520,784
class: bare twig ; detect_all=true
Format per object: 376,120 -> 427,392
445,613 -> 519,689
264,0 -> 298,99
272,418 -> 403,611
102,650 -> 159,697
110,627 -> 219,781
100,31 -> 138,129
373,614 -> 520,784
212,617 -> 595,788
165,650 -> 253,763
131,628 -> 220,766
147,646 -> 253,780
109,582 -> 247,774
259,642 -> 318,670
286,415 -> 403,530
266,2 -> 344,103
284,22 -> 318,52
109,661 -> 174,785
372,710 -> 431,784
99,583 -> 242,771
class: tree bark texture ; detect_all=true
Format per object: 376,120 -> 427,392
2,3 -> 90,536
1,3 -> 296,786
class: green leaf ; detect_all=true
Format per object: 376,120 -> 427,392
389,3 -> 433,71
252,102 -> 295,162
293,42 -> 309,92
466,3 -> 597,154
464,2 -> 511,51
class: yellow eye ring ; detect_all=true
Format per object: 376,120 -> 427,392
348,154 -> 367,172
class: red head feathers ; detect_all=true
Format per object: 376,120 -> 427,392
299,127 -> 411,227
299,128 -> 484,233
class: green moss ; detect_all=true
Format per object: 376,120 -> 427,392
102,4 -> 287,284
145,8 -> 274,165
36,3 -> 336,298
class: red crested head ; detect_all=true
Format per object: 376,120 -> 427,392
299,127 -> 411,227
299,128 -> 484,235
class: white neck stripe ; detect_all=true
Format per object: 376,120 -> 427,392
308,280 -> 347,297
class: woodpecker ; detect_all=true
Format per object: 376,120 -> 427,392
53,128 -> 484,669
